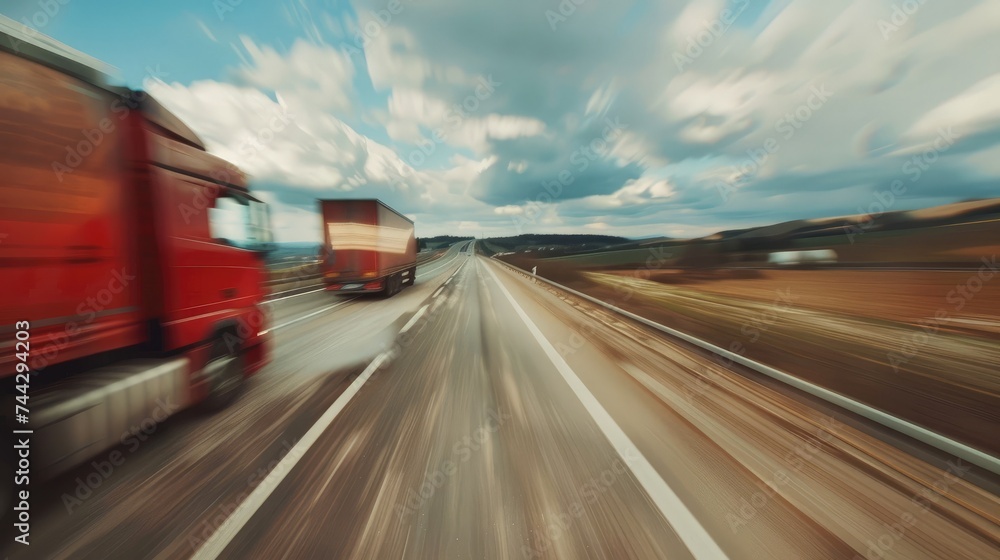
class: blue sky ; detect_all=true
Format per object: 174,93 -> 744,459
4,0 -> 999,241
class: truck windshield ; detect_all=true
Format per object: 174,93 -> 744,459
209,191 -> 273,251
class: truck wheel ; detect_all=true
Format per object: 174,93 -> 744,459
202,338 -> 244,410
384,274 -> 399,298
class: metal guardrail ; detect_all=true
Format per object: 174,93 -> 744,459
490,258 -> 1000,476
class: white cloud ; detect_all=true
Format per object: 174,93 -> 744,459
582,176 -> 677,210
195,19 -> 218,43
382,88 -> 546,153
238,36 -> 355,113
506,160 -> 528,173
144,0 -> 1000,241
907,74 -> 1000,140
584,80 -> 619,117
493,205 -> 524,215
146,79 -> 432,206
362,25 -> 477,91
670,0 -> 727,45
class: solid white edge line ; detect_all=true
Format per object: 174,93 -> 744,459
400,305 -> 429,334
270,242 -> 468,331
415,241 -> 469,279
416,261 -> 450,279
265,287 -> 325,303
416,259 -> 455,279
193,243 -> 472,557
191,350 -> 392,560
482,260 -> 728,560
272,297 -> 357,331
491,260 -> 1000,476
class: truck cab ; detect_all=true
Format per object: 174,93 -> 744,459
0,16 -> 273,486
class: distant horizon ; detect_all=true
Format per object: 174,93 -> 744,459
273,195 -> 999,245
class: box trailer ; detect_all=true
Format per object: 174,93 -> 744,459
319,199 -> 417,296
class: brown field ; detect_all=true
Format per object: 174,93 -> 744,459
499,253 -> 1000,456
609,267 -> 1000,337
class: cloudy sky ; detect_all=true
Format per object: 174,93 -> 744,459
6,0 -> 999,241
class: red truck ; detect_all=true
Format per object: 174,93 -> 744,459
0,20 -> 273,492
319,199 -> 417,296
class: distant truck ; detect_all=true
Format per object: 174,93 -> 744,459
0,17 -> 273,493
319,199 -> 417,296
767,249 -> 838,267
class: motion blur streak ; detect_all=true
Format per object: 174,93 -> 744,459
11,241 -> 997,559
2,2 -> 1000,556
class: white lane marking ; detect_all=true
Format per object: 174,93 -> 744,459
483,261 -> 728,560
269,243 -> 464,332
491,261 -> 1000,476
432,286 -> 444,298
443,261 -> 465,287
415,260 -> 456,280
416,240 -> 472,278
266,287 -> 324,303
400,305 -> 429,334
271,297 -> 358,331
191,350 -> 392,560
415,244 -> 466,278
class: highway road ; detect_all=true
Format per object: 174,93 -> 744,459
7,241 -> 999,559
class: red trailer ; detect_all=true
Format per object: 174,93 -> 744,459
319,199 -> 417,296
0,19 -> 273,490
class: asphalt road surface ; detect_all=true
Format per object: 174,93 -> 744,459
7,241 -> 999,559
